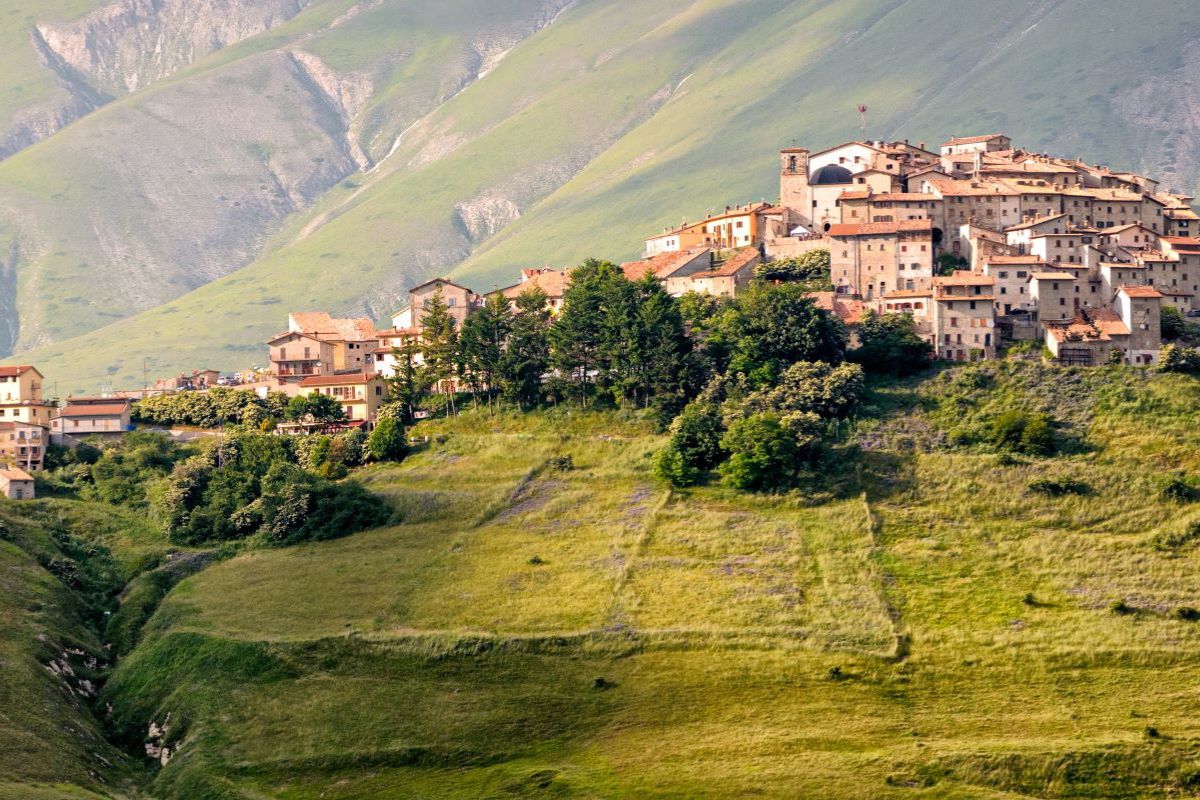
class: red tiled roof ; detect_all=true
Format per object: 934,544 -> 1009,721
941,134 -> 1007,146
299,371 -> 378,387
827,219 -> 932,237
1119,285 -> 1164,298
935,271 -> 994,286
499,268 -> 571,299
59,403 -> 130,417
692,247 -> 759,278
0,466 -> 33,482
288,312 -> 377,342
1005,213 -> 1066,232
1030,272 -> 1077,281
0,365 -> 38,378
985,255 -> 1048,265
621,248 -> 710,281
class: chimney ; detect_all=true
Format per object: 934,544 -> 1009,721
918,141 -> 925,150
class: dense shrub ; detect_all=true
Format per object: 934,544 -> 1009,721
1159,474 -> 1200,503
719,413 -> 806,492
988,410 -> 1055,456
134,388 -> 289,428
754,249 -> 831,285
852,311 -> 933,376
160,432 -> 389,546
743,360 -> 864,420
365,417 -> 408,463
1152,521 -> 1200,553
1158,343 -> 1200,374
81,433 -> 185,509
1027,478 -> 1089,496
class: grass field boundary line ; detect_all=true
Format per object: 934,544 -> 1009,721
605,488 -> 672,628
470,455 -> 554,529
861,492 -> 910,662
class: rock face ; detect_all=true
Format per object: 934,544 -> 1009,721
35,0 -> 312,94
454,195 -> 522,243
0,0 -> 310,161
1113,40 -> 1200,194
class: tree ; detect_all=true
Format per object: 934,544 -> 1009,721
936,252 -> 968,276
550,259 -> 622,404
746,361 -> 865,420
365,417 -> 408,462
286,393 -> 348,424
387,335 -> 432,422
719,413 -> 802,492
459,293 -> 512,409
754,249 -> 831,286
419,284 -> 461,416
1159,343 -> 1200,374
852,311 -> 934,375
501,287 -> 551,409
708,282 -> 848,388
668,402 -> 726,472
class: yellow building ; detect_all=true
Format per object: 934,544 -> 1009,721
0,365 -> 55,427
298,372 -> 388,424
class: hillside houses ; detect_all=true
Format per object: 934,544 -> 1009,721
639,132 -> 1200,365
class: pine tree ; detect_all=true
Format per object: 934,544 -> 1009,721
418,285 -> 461,416
387,334 -> 431,421
459,293 -> 512,411
501,287 -> 551,409
550,258 -> 621,406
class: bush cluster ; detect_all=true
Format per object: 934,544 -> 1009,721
133,388 -> 289,428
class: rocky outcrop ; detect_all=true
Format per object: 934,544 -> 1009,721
35,0 -> 312,95
454,195 -> 521,242
1112,41 -> 1200,194
0,0 -> 311,162
289,50 -> 374,170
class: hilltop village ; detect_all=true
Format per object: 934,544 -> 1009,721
3,133 -> 1199,496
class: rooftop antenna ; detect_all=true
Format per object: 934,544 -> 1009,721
857,104 -> 868,139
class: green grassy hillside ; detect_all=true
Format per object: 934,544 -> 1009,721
5,0 -> 1200,391
0,497 -> 173,799
68,362 -> 1200,798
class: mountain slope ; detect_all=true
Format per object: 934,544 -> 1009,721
3,0 -> 1200,390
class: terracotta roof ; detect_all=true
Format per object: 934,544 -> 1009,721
1061,187 -> 1144,201
980,161 -> 1076,175
1101,223 -> 1156,235
1047,308 -> 1129,342
838,189 -> 872,201
927,177 -> 1021,197
942,134 -> 1007,146
827,219 -> 932,237
935,271 -> 994,286
984,255 -> 1048,265
1119,285 -> 1164,298
58,403 -> 130,417
804,292 -> 866,324
621,248 -> 710,281
1162,236 -> 1200,249
375,327 -> 420,338
1030,272 -> 1077,280
0,365 -> 38,378
882,289 -> 933,299
691,247 -> 759,278
408,277 -> 475,295
0,466 -> 33,482
870,192 -> 931,202
499,268 -> 571,299
299,371 -> 378,387
288,312 -> 377,342
1005,213 -> 1066,232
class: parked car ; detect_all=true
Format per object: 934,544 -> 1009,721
1186,309 -> 1200,318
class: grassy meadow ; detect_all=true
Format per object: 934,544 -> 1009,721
56,361 -> 1200,799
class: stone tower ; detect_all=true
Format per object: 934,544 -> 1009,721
779,147 -> 811,228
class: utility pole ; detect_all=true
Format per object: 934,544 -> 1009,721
857,104 -> 868,139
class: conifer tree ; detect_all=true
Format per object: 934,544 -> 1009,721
501,287 -> 551,409
459,293 -> 512,410
418,285 -> 461,416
